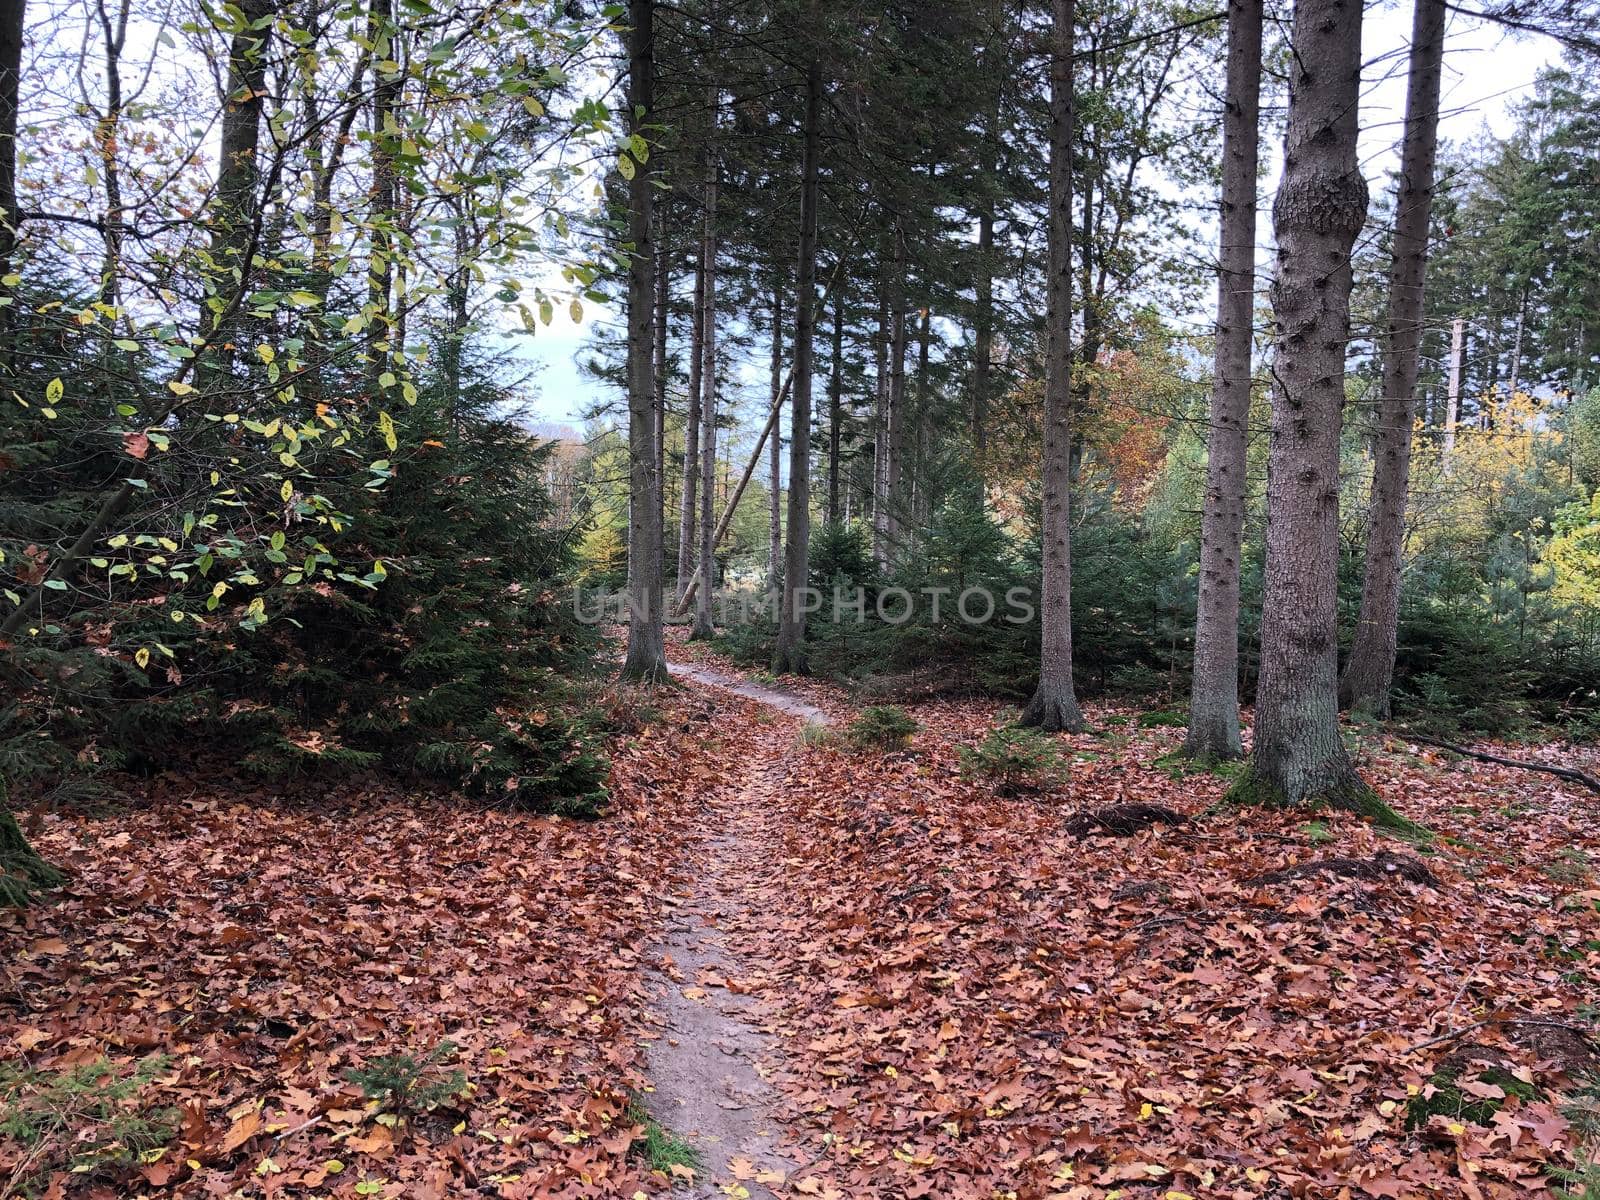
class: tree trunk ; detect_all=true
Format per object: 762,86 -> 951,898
1020,0 -> 1084,734
827,286 -> 844,525
692,87 -> 719,641
365,0 -> 398,394
1184,0 -> 1262,761
912,304 -> 932,537
0,0 -> 23,371
1234,0 -> 1404,824
655,218 -> 670,540
1340,0 -> 1446,719
621,0 -> 668,681
678,250 -> 705,584
1443,314 -> 1463,468
871,273 -> 890,567
773,40 -> 822,674
199,0 -> 273,387
768,283 -> 783,589
884,229 -> 907,561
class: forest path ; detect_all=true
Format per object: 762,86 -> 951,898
638,660 -> 827,1197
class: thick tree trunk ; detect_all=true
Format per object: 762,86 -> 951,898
1,779 -> 65,907
827,289 -> 844,525
1234,0 -> 1404,823
655,221 -> 670,541
1184,0 -> 1262,761
0,0 -> 23,371
773,43 -> 822,674
621,0 -> 668,681
1340,0 -> 1446,719
1020,0 -> 1084,734
768,284 -> 783,589
692,107 -> 719,640
677,249 -> 705,584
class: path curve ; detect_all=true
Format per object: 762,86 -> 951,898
640,660 -> 828,1197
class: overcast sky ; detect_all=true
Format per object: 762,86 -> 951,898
507,2 -> 1566,430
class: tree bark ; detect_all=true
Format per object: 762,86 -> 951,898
621,0 -> 668,681
1234,0 -> 1405,823
1340,0 -> 1446,719
692,87 -> 719,640
678,249 -> 705,584
773,38 -> 822,674
1020,0 -> 1084,734
365,0 -> 398,394
884,228 -> 907,561
871,272 -> 890,566
199,0 -> 273,387
826,286 -> 844,525
0,0 -> 23,371
1184,0 -> 1262,761
768,283 -> 783,589
655,218 -> 670,541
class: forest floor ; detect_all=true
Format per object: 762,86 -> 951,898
5,633 -> 1600,1199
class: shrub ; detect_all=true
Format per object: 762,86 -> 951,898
844,706 -> 918,751
345,1041 -> 468,1118
959,726 -> 1065,793
0,1055 -> 178,1189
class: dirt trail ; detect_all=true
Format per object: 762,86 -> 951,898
640,661 -> 825,1197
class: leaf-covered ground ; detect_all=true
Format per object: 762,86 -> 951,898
5,643 -> 1600,1198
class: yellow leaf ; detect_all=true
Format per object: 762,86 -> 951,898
135,648 -> 151,669
168,380 -> 194,396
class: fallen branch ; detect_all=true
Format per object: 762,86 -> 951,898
1405,734 -> 1600,795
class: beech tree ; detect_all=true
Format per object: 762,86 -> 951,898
1341,0 -> 1448,717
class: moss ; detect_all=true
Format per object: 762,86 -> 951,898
0,795 -> 66,908
1224,766 -> 1430,839
1405,1065 -> 1537,1130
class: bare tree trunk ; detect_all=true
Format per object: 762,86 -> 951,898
365,0 -> 398,394
655,220 -> 670,541
871,273 -> 889,567
1235,0 -> 1404,823
621,0 -> 668,681
0,0 -> 23,370
768,283 -> 783,589
199,0 -> 273,388
677,252 -> 705,584
911,304 -> 932,537
773,39 -> 822,674
1184,0 -> 1262,761
692,82 -> 719,641
1443,315 -> 1463,469
1340,0 -> 1446,719
884,228 -> 907,562
1020,0 -> 1084,733
826,286 -> 844,525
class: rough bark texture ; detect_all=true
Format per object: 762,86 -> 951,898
621,0 -> 668,682
1340,0 -> 1446,719
884,231 -> 907,562
1233,0 -> 1404,823
773,44 -> 821,675
654,223 -> 669,541
1184,0 -> 1262,762
1019,0 -> 1084,734
871,276 -> 890,567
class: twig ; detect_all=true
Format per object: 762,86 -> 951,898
1406,734 -> 1600,794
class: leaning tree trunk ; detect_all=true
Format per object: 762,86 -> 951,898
1020,0 -> 1084,734
1184,0 -> 1263,762
1339,0 -> 1446,719
621,0 -> 668,681
1234,0 -> 1407,824
773,41 -> 822,675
